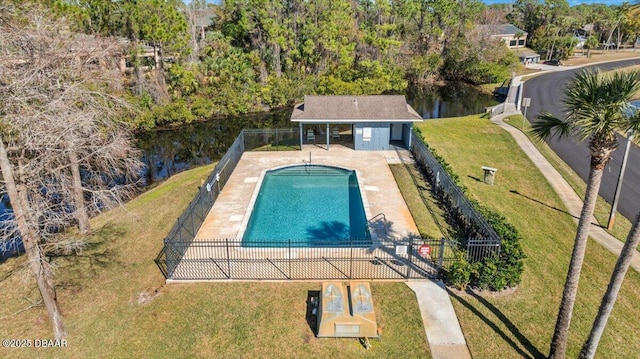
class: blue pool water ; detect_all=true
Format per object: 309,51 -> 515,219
242,165 -> 369,247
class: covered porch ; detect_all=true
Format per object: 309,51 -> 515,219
298,122 -> 353,149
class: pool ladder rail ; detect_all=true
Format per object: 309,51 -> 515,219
366,213 -> 388,235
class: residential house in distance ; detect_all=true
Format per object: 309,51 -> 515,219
478,23 -> 527,49
477,23 -> 540,64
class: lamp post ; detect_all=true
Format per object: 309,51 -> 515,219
607,129 -> 634,230
609,102 -> 640,229
522,97 -> 531,129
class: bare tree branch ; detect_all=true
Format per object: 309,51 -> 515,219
0,5 -> 143,339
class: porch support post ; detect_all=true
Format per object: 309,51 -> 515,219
299,122 -> 303,150
408,123 -> 413,148
326,123 -> 330,150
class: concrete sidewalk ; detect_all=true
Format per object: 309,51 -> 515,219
490,110 -> 640,273
406,280 -> 472,359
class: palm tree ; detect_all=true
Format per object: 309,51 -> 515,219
579,108 -> 640,359
583,35 -> 599,58
531,69 -> 640,359
514,30 -> 524,57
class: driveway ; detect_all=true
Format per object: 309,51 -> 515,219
522,58 -> 640,222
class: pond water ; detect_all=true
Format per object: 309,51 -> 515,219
406,83 -> 499,119
136,110 -> 293,184
1,84 -> 497,261
0,196 -> 23,261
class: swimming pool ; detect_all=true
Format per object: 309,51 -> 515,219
241,165 -> 370,247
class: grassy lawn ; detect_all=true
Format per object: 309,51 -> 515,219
562,50 -> 640,67
503,115 -> 634,243
415,115 -> 640,358
0,164 -> 430,358
389,163 -> 451,240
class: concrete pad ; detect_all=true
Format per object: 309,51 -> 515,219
406,280 -> 471,359
430,344 -> 473,359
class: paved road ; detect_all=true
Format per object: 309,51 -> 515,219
523,58 -> 640,223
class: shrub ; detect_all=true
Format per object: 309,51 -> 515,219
189,96 -> 215,121
136,99 -> 195,130
446,250 -> 472,290
472,259 -> 499,290
479,207 -> 525,289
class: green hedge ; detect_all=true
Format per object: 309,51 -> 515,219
471,207 -> 525,290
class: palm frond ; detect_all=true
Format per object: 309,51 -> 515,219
626,105 -> 640,144
608,70 -> 640,102
575,109 -> 623,142
530,112 -> 574,141
559,69 -> 640,142
628,2 -> 640,17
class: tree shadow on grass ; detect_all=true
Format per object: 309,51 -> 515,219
509,189 -> 576,219
0,254 -> 26,283
53,223 -> 127,290
508,189 -> 608,227
447,289 -> 546,359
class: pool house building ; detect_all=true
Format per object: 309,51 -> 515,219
290,95 -> 423,150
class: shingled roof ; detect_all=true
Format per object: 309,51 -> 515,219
477,24 -> 527,36
290,95 -> 423,122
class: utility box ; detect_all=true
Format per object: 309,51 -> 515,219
316,282 -> 378,338
482,166 -> 498,185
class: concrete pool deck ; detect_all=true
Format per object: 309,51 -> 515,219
195,145 -> 419,241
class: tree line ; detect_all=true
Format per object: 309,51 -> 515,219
35,0 -> 518,128
507,0 -> 640,61
0,3 -> 142,339
16,1 -> 638,130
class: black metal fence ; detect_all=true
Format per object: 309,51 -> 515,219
410,132 -> 501,261
156,129 -> 300,278
160,128 -> 299,248
157,132 -> 246,277
155,128 -> 499,281
163,238 -> 457,281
